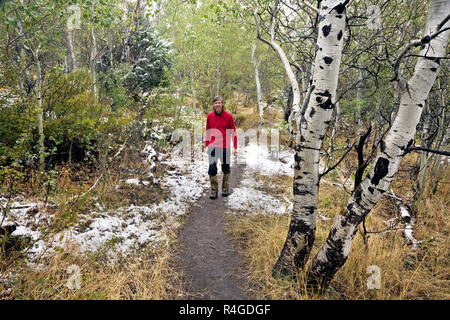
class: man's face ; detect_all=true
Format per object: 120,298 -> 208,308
213,100 -> 224,114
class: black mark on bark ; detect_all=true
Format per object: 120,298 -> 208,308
371,157 -> 390,186
322,24 -> 332,37
323,56 -> 333,64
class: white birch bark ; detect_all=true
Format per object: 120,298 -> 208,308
274,0 -> 348,276
430,83 -> 449,193
254,3 -> 301,128
90,25 -> 97,104
109,36 -> 114,69
270,41 -> 301,127
15,9 -> 32,97
26,44 -> 44,173
36,52 -> 44,173
308,0 -> 450,287
355,68 -> 363,136
121,0 -> 141,63
251,41 -> 264,124
191,69 -> 196,109
431,105 -> 450,194
216,61 -> 221,96
67,28 -> 77,71
330,101 -> 340,152
417,102 -> 432,197
430,126 -> 449,192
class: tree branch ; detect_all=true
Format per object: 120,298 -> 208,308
300,1 -> 320,14
392,14 -> 450,81
404,146 -> 450,156
354,125 -> 372,189
319,142 -> 355,181
300,84 -> 315,117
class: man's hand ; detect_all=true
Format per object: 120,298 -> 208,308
232,147 -> 237,156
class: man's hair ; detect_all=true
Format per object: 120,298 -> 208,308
213,96 -> 224,103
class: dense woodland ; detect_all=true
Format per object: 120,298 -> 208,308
0,0 -> 448,300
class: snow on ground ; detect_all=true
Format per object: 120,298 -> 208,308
226,143 -> 294,215
226,186 -> 288,215
125,178 -> 150,186
237,142 -> 294,177
1,144 -> 210,260
2,138 -> 294,257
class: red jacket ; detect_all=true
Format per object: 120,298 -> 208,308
205,110 -> 237,149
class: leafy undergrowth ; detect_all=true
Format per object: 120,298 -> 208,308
0,106 -> 208,300
225,157 -> 450,300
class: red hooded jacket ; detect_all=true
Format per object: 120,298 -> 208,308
205,110 -> 237,149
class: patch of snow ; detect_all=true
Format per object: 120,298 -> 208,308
238,143 -> 294,176
125,178 -> 149,186
160,152 -> 209,212
225,143 -> 293,215
399,205 -> 410,219
1,141 -> 210,260
226,186 -> 287,215
388,191 -> 424,249
59,208 -> 165,256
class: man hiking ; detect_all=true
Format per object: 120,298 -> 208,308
205,96 -> 237,199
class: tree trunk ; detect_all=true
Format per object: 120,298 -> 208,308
69,138 -> 73,166
191,69 -> 196,109
33,47 -> 44,173
251,41 -> 264,125
90,25 -> 97,104
355,68 -> 363,136
429,77 -> 448,193
67,28 -> 77,72
273,0 -> 348,277
254,3 -> 301,128
417,101 -> 432,199
109,36 -> 114,69
430,126 -> 449,194
285,86 -> 293,123
308,0 -> 450,288
15,13 -> 32,97
120,0 -> 141,63
270,41 -> 301,127
216,61 -> 221,96
372,102 -> 382,154
330,101 -> 340,153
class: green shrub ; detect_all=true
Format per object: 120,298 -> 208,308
42,69 -> 101,164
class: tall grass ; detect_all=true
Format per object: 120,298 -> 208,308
225,168 -> 450,300
3,242 -> 184,300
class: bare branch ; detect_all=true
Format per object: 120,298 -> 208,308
404,146 -> 450,156
319,142 -> 356,180
392,15 -> 450,81
300,84 -> 315,116
354,125 -> 372,189
300,0 -> 320,14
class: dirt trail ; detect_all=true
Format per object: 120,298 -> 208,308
176,161 -> 253,300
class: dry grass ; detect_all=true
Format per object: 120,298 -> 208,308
0,143 -> 185,300
225,161 -> 450,300
235,105 -> 260,130
253,172 -> 292,196
2,242 -> 184,300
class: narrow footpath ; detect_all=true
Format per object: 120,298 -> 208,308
176,161 -> 253,299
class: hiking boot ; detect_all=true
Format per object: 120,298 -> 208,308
209,175 -> 218,199
222,173 -> 230,197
